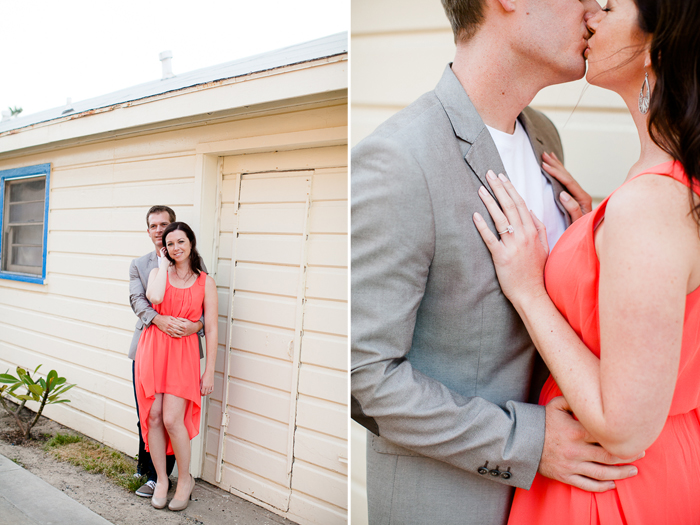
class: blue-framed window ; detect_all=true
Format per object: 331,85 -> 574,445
0,164 -> 51,284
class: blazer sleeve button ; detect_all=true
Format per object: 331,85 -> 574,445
501,471 -> 511,479
489,469 -> 501,477
478,467 -> 489,475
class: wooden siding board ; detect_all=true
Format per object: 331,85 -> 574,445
48,253 -> 131,281
308,202 -> 347,234
51,155 -> 196,189
236,235 -> 302,266
291,460 -> 347,509
311,169 -> 348,201
226,379 -> 291,424
50,180 -> 195,209
223,437 -> 288,486
305,267 -> 347,301
223,147 -> 346,175
307,235 -> 347,268
234,263 -> 299,297
231,292 -> 297,330
238,175 -> 311,203
238,204 -> 306,234
303,299 -> 348,337
104,399 -> 138,432
228,350 -> 293,392
42,273 -> 127,306
0,303 -> 131,355
229,322 -> 294,361
288,491 -> 348,525
49,231 -> 154,258
219,463 -> 289,511
0,288 -> 134,331
0,324 -> 130,386
0,344 -> 132,409
296,396 -> 347,441
294,428 -> 348,476
298,365 -> 347,406
301,333 -> 348,371
227,408 -> 288,455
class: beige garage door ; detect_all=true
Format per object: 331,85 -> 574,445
203,146 -> 348,525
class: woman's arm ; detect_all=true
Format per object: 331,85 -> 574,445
146,251 -> 170,305
200,274 -> 219,396
473,171 -> 691,458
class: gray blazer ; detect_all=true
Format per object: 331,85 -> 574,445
128,250 -> 207,360
351,65 -> 569,525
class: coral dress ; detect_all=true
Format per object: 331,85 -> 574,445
135,271 -> 206,455
508,161 -> 700,524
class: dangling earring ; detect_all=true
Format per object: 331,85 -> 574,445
638,72 -> 650,114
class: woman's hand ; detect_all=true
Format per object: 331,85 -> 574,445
542,152 -> 592,222
473,170 -> 549,305
159,247 -> 170,268
200,369 -> 215,397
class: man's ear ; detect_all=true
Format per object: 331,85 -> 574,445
495,0 -> 516,13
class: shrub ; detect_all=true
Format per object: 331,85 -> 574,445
0,365 -> 75,439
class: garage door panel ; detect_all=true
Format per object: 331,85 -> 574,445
231,292 -> 296,329
208,151 -> 348,518
239,174 -> 311,203
236,235 -> 302,265
229,321 -> 294,360
238,204 -> 306,234
235,263 -> 299,297
309,202 -> 348,234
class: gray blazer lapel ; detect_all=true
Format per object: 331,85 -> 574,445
465,129 -> 507,195
519,109 -> 571,227
147,251 -> 158,272
434,65 -> 507,195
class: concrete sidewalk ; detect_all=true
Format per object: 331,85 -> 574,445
0,452 -> 112,525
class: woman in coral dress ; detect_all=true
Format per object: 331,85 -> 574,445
135,221 -> 218,511
473,0 -> 700,522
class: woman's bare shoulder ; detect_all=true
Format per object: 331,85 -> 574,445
606,172 -> 691,226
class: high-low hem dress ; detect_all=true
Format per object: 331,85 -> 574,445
135,271 -> 206,455
508,161 -> 700,524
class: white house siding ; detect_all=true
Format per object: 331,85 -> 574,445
0,92 -> 348,525
203,141 -> 348,525
0,142 -> 201,454
351,1 -> 637,523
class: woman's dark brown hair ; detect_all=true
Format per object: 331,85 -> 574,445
162,222 -> 204,276
636,0 -> 700,226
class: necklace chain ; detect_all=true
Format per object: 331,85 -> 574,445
174,267 -> 194,282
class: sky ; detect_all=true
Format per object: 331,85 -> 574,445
0,0 -> 349,117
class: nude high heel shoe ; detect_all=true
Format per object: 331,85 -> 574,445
168,474 -> 195,511
151,481 -> 168,509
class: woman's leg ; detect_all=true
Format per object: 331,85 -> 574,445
162,394 -> 192,500
147,393 -> 169,499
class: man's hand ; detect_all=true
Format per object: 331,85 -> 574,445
542,152 -> 592,222
152,315 -> 202,338
539,396 -> 642,492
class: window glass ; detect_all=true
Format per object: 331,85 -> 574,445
2,175 -> 47,276
10,178 -> 45,202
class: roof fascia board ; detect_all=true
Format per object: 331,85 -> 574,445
0,56 -> 347,156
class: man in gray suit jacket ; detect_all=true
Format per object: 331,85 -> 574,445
128,205 -> 205,497
351,1 -> 639,523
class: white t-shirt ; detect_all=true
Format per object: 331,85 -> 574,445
485,120 -> 566,250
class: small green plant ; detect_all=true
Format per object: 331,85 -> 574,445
44,432 -> 83,449
0,365 -> 75,440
